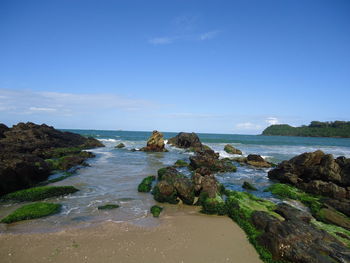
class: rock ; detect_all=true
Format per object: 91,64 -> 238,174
174,177 -> 195,205
167,132 -> 204,152
324,198 -> 350,217
0,122 -> 104,155
115,143 -> 125,149
152,181 -> 178,204
224,144 -> 242,155
137,175 -> 156,192
316,208 -> 350,230
232,154 -> 273,168
189,149 -> 236,173
157,166 -> 179,181
274,203 -> 312,223
0,122 -> 103,196
140,130 -> 167,152
98,204 -> 119,210
0,153 -> 51,196
252,204 -> 350,263
174,159 -> 188,167
0,123 -> 9,138
242,181 -> 257,191
268,150 -> 350,200
150,205 -> 163,217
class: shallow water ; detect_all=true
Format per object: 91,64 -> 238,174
1,131 -> 350,233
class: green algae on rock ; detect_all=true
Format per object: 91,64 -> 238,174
242,181 -> 257,191
2,186 -> 79,202
150,205 -> 163,217
174,159 -> 188,167
1,202 -> 62,224
98,204 -> 120,210
137,175 -> 156,192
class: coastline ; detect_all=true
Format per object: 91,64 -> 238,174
0,205 -> 262,263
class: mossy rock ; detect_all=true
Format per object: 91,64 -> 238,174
242,181 -> 257,191
2,186 -> 79,202
157,167 -> 168,179
174,159 -> 188,167
1,202 -> 62,224
152,184 -> 179,204
98,204 -> 119,210
266,183 -> 322,215
138,176 -> 156,192
201,193 -> 227,215
150,205 -> 163,217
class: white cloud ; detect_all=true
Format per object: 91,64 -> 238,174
0,88 -> 157,117
199,30 -> 220,40
266,117 -> 279,125
148,37 -> 174,45
235,122 -> 262,130
29,107 -> 57,112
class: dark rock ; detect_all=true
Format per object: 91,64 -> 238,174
140,130 -> 167,152
174,177 -> 195,205
224,144 -> 242,155
242,181 -> 257,191
115,143 -> 125,149
252,204 -> 350,263
274,203 -> 312,223
324,198 -> 350,217
232,155 -> 274,168
247,154 -> 265,162
167,132 -> 204,152
268,150 -> 350,200
316,208 -> 350,230
0,153 -> 51,196
0,123 -> 9,138
157,166 -> 180,181
152,181 -> 178,204
189,149 -> 236,173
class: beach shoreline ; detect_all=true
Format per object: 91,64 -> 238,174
0,205 -> 262,263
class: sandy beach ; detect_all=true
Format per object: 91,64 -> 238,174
0,206 -> 262,263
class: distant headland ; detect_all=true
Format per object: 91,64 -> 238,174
262,121 -> 350,138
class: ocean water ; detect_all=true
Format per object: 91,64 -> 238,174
1,130 -> 350,233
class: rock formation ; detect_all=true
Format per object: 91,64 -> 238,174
0,122 -> 104,196
268,150 -> 350,199
224,144 -> 242,155
140,130 -> 167,152
167,132 -> 204,152
231,154 -> 274,168
189,148 -> 236,172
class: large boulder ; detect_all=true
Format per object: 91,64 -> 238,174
140,130 -> 167,152
252,204 -> 350,263
0,123 -> 9,138
189,149 -> 236,173
167,132 -> 204,152
268,150 -> 350,199
0,122 -> 104,155
224,144 -> 242,155
0,153 -> 51,196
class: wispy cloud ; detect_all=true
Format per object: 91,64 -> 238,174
266,117 -> 279,125
149,14 -> 220,45
0,88 -> 157,117
235,122 -> 262,130
199,30 -> 220,41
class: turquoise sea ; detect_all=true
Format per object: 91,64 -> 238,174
1,130 -> 350,233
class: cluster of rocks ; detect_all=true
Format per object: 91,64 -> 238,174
0,122 -> 104,196
224,144 -> 242,155
252,203 -> 350,263
140,130 -> 168,152
268,150 -> 350,201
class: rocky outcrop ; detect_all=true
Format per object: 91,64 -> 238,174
189,148 -> 236,173
0,122 -> 104,196
167,132 -> 204,152
251,203 -> 350,263
140,131 -> 167,152
115,143 -> 125,149
231,154 -> 274,168
268,150 -> 350,199
224,144 -> 242,155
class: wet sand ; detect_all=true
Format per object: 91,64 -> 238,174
0,206 -> 262,263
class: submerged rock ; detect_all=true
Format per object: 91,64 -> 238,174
231,154 -> 274,168
224,144 -> 242,155
242,181 -> 257,191
98,204 -> 119,210
167,132 -> 204,152
140,130 -> 167,152
268,150 -> 350,199
115,143 -> 125,149
150,205 -> 163,217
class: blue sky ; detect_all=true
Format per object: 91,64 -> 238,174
0,0 -> 349,134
